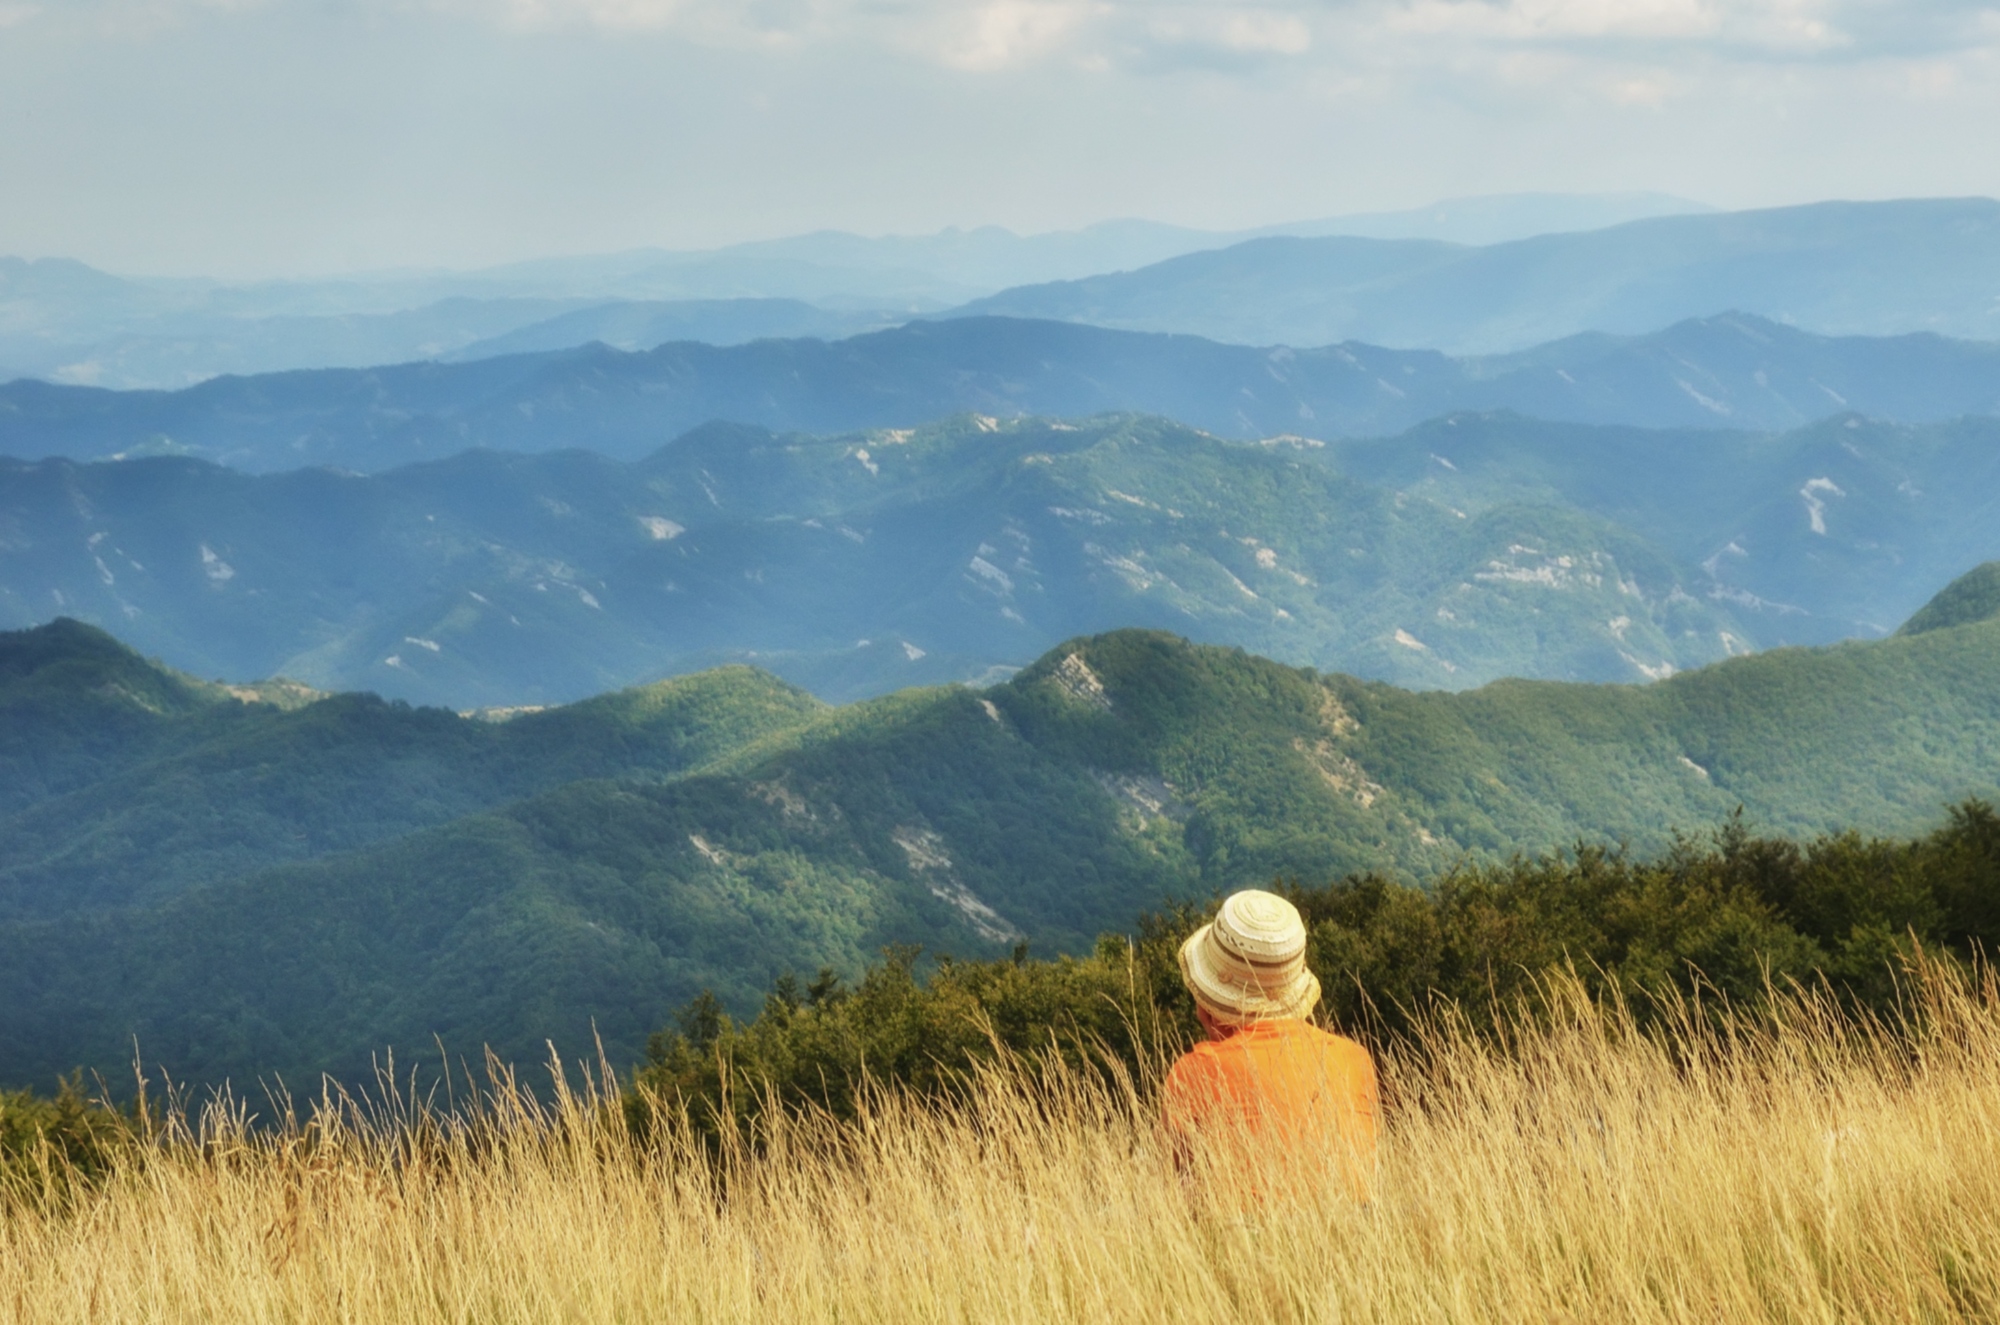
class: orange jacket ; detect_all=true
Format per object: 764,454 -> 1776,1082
1162,1017 -> 1379,1202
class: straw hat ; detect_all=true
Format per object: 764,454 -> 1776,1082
1178,889 -> 1321,1026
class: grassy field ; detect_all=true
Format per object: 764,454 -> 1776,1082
6,960 -> 1998,1323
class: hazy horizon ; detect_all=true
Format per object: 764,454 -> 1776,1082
10,189 -> 1734,283
5,0 -> 1999,279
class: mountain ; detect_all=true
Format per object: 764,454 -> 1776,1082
5,313 -> 2000,475
1898,562 -> 2000,636
521,194 -> 1706,299
0,194 -> 1739,391
8,408 -> 2000,707
1327,412 -> 2000,642
441,300 -> 900,362
952,199 -> 2000,353
7,409 -> 2000,707
0,619 -> 824,920
1263,192 -> 1713,247
2,577 -> 1997,1089
0,294 -> 912,394
0,260 -> 600,388
7,297 -> 599,390
0,413 -> 1754,706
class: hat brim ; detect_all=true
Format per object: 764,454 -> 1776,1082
1179,921 -> 1321,1026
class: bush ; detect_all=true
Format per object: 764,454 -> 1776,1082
0,1073 -> 139,1204
634,801 -> 2000,1137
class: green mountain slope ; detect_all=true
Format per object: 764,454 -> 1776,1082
1898,562 -> 2000,636
4,587 -> 1999,1091
0,617 -> 232,815
0,621 -> 824,919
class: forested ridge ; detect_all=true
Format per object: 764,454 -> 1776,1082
2,560 -> 1998,1092
11,410 -> 2000,708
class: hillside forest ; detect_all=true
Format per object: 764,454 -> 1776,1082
3,557 -> 1998,1092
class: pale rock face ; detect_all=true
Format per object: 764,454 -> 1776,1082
1049,653 -> 1111,710
639,517 -> 685,541
891,826 -> 1020,944
199,544 -> 235,584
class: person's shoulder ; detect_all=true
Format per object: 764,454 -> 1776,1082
1286,1021 -> 1376,1063
1168,1039 -> 1231,1074
1163,1039 -> 1233,1101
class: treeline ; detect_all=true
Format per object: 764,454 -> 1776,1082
632,801 -> 2000,1139
10,802 -> 1999,1180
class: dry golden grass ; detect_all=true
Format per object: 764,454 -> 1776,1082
6,961 -> 1999,1323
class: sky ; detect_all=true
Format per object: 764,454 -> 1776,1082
2,0 -> 1998,277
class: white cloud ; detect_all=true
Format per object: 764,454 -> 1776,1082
423,0 -> 2000,76
435,0 -> 1317,69
1384,0 -> 1853,56
1391,0 -> 1728,43
16,0 -> 2000,67
3,0 -> 271,36
1144,5 -> 1313,56
420,0 -> 833,44
906,0 -> 1099,71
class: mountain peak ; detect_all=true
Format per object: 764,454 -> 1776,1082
2,616 -> 145,680
0,617 -> 215,715
1898,563 -> 2000,636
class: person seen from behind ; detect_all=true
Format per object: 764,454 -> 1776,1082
1163,888 -> 1379,1204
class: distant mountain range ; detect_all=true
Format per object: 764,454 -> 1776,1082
4,313 -> 1999,476
954,199 -> 2000,352
0,284 -> 907,393
5,411 -> 1998,707
10,197 -> 1997,391
0,193 -> 1706,389
3,569 -> 1997,1089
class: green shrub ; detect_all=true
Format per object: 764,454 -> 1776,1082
0,1073 -> 139,1204
634,801 -> 2000,1139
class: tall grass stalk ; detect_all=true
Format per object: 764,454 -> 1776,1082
5,960 -> 1998,1322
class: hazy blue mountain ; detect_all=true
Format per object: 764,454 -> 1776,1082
3,581 -> 1997,1090
1265,192 -> 1713,246
161,194 -> 1701,310
1329,412 -> 2000,642
0,193 -> 1711,388
953,199 -> 2000,352
0,414 -> 1767,706
496,193 -> 1705,300
0,256 -> 160,324
1459,314 -> 2000,428
0,259 -> 575,387
0,294 -> 914,393
5,314 -> 1999,474
6,409 -> 1999,708
4,297 -> 596,390
444,299 -> 903,361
